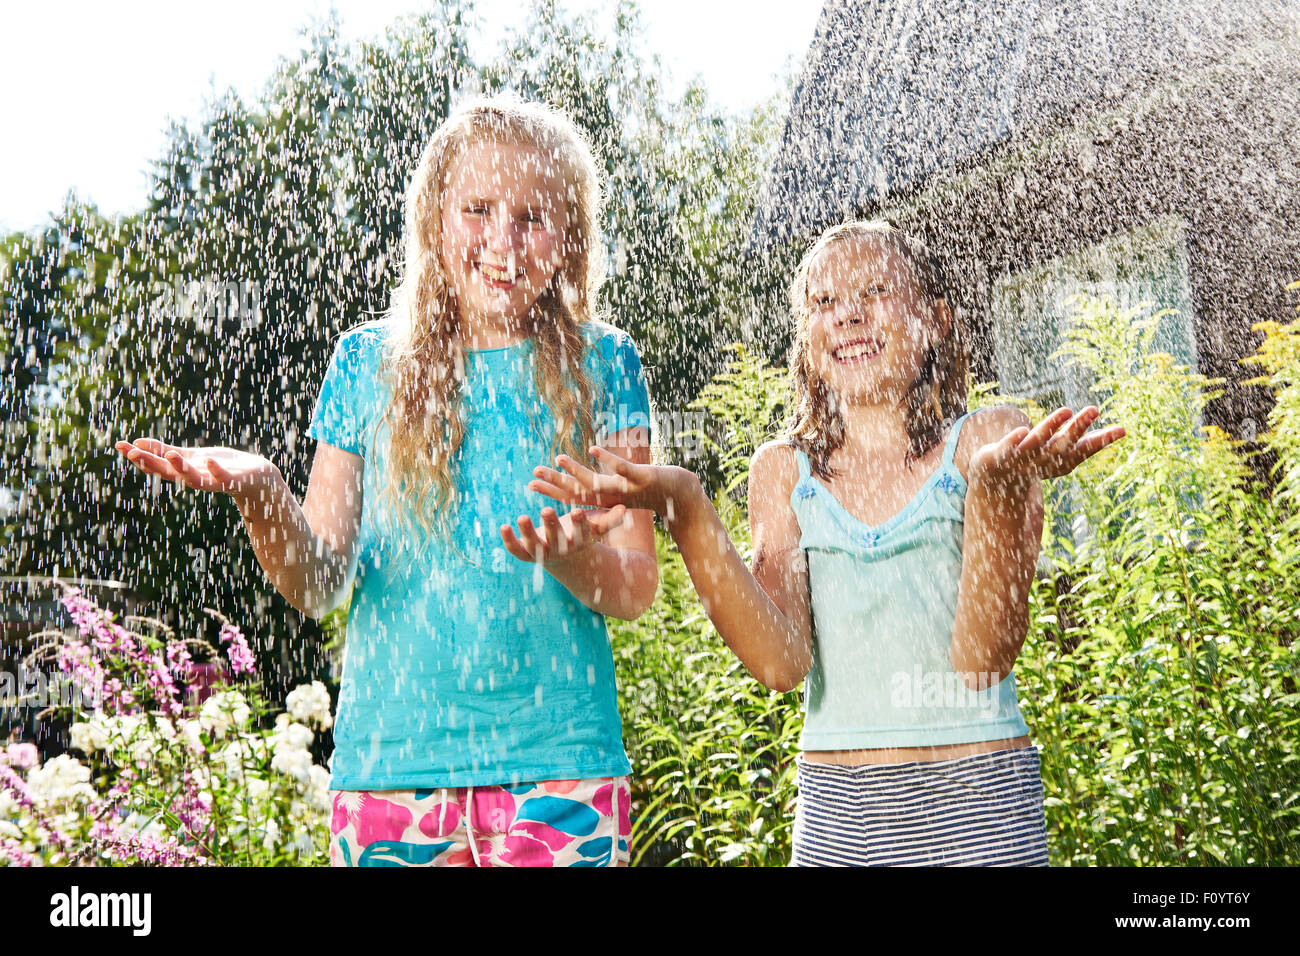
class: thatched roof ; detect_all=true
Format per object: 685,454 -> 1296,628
750,0 -> 1300,251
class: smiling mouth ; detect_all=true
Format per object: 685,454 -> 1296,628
832,338 -> 884,362
476,262 -> 524,286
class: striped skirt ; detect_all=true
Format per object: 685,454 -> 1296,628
791,746 -> 1049,866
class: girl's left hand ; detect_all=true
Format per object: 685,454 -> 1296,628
499,504 -> 629,567
970,406 -> 1126,493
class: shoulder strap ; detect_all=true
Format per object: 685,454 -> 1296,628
941,411 -> 977,469
794,446 -> 811,480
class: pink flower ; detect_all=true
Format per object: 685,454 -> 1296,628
218,623 -> 256,677
4,743 -> 39,770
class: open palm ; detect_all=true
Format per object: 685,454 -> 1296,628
114,438 -> 279,500
969,406 -> 1126,492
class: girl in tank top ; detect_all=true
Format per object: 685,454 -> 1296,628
523,220 -> 1125,865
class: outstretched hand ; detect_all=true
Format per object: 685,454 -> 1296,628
114,439 -> 280,502
499,504 -> 629,567
968,406 -> 1126,494
526,446 -> 689,516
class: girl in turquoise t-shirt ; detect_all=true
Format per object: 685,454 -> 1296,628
115,98 -> 657,867
526,220 -> 1126,866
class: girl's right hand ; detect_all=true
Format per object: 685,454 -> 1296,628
114,439 -> 281,504
528,446 -> 695,517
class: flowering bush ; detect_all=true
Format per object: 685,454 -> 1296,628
0,589 -> 333,866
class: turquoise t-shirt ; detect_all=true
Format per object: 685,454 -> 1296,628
307,318 -> 653,790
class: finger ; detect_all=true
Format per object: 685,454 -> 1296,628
994,426 -> 1033,465
165,451 -> 212,491
498,524 -> 536,563
528,478 -> 590,505
554,453 -> 603,483
587,445 -> 636,477
516,515 -> 548,561
205,456 -> 237,484
557,452 -> 629,506
1073,425 -> 1127,461
584,503 -> 628,537
530,466 -> 596,502
1048,406 -> 1102,454
540,507 -> 570,556
126,447 -> 182,482
1019,408 -> 1073,455
131,438 -> 180,458
506,520 -> 544,562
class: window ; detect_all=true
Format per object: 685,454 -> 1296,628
989,216 -> 1198,559
991,215 -> 1198,410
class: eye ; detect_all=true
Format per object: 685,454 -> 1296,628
465,202 -> 489,216
811,294 -> 835,309
521,209 -> 546,227
861,284 -> 891,298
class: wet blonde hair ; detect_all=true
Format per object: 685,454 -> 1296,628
785,220 -> 968,479
369,96 -> 603,551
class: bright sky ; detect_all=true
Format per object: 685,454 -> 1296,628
0,0 -> 823,234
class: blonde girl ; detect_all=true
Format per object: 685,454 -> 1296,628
115,97 -> 657,867
526,220 -> 1125,866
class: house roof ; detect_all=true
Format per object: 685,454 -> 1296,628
750,0 -> 1300,252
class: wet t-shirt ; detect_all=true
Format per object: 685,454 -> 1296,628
307,318 -> 652,790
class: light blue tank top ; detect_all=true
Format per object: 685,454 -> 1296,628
788,411 -> 1031,750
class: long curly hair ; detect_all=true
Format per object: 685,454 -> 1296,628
784,220 -> 968,480
368,96 -> 604,554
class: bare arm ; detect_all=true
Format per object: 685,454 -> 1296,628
115,438 -> 362,618
502,427 -> 658,620
949,405 -> 1125,688
527,439 -> 812,691
241,442 -> 362,618
949,408 -> 1043,688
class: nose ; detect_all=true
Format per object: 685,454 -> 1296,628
831,298 -> 869,328
484,209 -> 522,253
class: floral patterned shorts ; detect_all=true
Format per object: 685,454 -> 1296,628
329,776 -> 632,867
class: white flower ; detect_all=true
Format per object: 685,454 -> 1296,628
246,776 -> 269,801
199,690 -> 251,736
101,714 -> 142,751
129,735 -> 158,764
260,817 -> 281,851
152,717 -> 177,742
216,738 -> 267,778
306,766 -> 332,811
271,746 -> 312,783
178,719 -> 206,754
26,754 -> 97,805
69,722 -> 98,754
69,714 -> 110,753
120,811 -> 166,840
0,790 -> 22,839
285,681 -> 333,730
269,716 -> 314,757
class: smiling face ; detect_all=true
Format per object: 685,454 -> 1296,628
439,138 -> 570,338
802,235 -> 950,406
